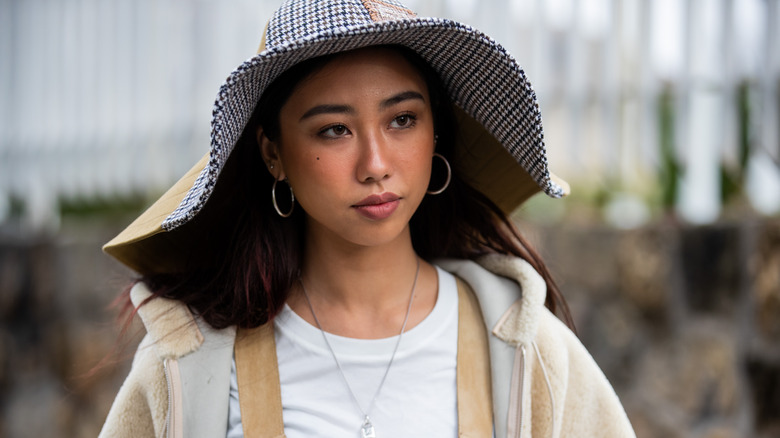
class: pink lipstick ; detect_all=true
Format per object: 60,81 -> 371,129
353,193 -> 400,220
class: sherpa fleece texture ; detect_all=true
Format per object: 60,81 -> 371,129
100,255 -> 635,438
98,288 -> 203,438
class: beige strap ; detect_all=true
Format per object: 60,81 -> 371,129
456,277 -> 495,437
235,323 -> 286,438
235,277 -> 493,437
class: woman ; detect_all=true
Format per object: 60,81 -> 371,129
100,0 -> 635,437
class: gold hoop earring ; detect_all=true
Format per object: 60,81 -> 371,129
272,178 -> 295,217
427,153 -> 451,195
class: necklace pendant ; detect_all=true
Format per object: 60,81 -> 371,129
361,416 -> 376,438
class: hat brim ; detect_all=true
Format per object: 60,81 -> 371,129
104,17 -> 570,274
103,153 -> 209,274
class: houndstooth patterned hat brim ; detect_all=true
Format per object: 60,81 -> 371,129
161,0 -> 567,232
103,0 -> 570,274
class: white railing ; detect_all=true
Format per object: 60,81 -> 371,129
1,0 -> 778,230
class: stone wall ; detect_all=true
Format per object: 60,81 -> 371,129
522,219 -> 780,438
0,219 -> 778,437
0,223 -> 136,438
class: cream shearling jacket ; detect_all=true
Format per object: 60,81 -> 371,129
99,255 -> 635,438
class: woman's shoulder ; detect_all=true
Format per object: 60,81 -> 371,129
100,284 -> 237,438
437,255 -> 603,369
534,307 -> 635,436
437,254 -> 617,376
437,256 -> 634,436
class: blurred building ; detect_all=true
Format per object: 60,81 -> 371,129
1,0 -> 779,231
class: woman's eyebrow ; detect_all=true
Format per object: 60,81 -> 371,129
300,104 -> 354,121
299,91 -> 424,121
380,91 -> 425,109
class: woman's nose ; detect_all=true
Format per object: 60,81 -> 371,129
356,133 -> 392,183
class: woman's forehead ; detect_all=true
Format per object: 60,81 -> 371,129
283,47 -> 431,112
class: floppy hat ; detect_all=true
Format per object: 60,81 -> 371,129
104,0 -> 570,274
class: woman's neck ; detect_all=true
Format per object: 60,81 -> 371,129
289,229 -> 438,339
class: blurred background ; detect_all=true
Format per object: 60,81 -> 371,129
0,0 -> 778,436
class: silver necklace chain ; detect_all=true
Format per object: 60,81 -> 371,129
298,258 -> 421,438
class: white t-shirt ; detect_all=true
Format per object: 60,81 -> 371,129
227,266 -> 459,438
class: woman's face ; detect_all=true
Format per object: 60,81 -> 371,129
261,47 -> 435,249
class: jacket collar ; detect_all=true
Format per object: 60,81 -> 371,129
131,282 -> 204,359
437,254 -> 546,347
476,254 -> 546,346
131,253 -> 547,358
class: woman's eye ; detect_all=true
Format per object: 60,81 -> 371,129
319,124 -> 349,138
390,114 -> 416,129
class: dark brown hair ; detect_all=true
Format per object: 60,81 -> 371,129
120,45 -> 574,331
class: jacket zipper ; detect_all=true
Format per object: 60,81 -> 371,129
163,358 -> 182,438
508,344 -> 526,437
164,359 -> 174,438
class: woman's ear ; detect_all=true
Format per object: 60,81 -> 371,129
258,127 -> 285,180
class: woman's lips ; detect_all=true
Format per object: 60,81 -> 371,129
353,193 -> 400,220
